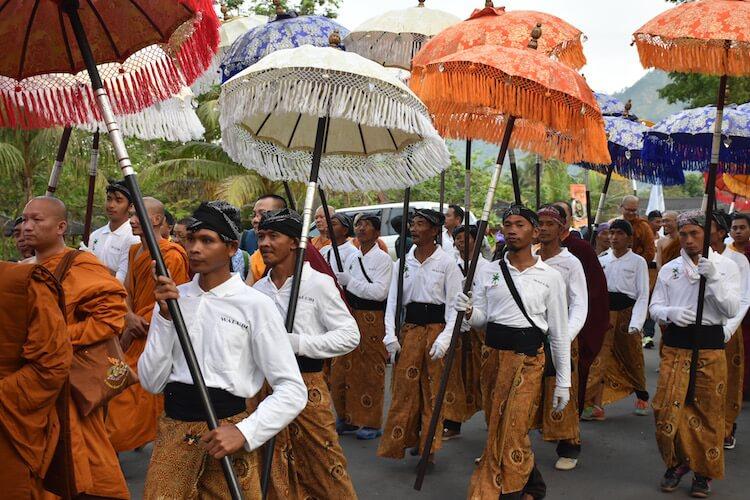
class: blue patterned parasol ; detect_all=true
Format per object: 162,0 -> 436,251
642,104 -> 750,174
594,92 -> 627,116
220,14 -> 350,83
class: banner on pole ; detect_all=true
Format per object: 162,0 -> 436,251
570,184 -> 588,229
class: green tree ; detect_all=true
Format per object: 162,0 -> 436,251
248,0 -> 341,18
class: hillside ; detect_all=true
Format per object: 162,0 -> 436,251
612,70 -> 687,123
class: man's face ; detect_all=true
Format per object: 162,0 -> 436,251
552,202 -> 571,230
253,198 -> 281,232
731,218 -> 750,244
679,224 -> 705,258
173,223 -> 188,248
709,221 -> 726,249
410,216 -> 438,246
22,200 -> 66,251
105,191 -> 131,223
596,229 -> 610,249
502,215 -> 537,251
620,200 -> 639,222
662,215 -> 678,236
185,229 -> 237,275
128,207 -> 161,237
355,219 -> 378,246
537,216 -> 562,245
608,228 -> 630,252
12,223 -> 32,258
445,208 -> 460,230
331,218 -> 349,241
453,232 -> 475,260
257,229 -> 297,267
314,207 -> 328,233
649,217 -> 662,234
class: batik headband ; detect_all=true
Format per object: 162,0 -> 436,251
502,204 -> 539,228
189,201 -> 242,241
258,208 -> 303,239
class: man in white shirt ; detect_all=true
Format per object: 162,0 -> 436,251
535,205 -> 588,471
330,213 -> 393,441
584,220 -> 650,421
83,180 -> 139,282
708,212 -> 750,450
377,209 -> 464,463
138,201 -> 307,499
320,212 -> 358,272
455,204 -> 570,499
650,210 -> 741,497
441,204 -> 462,253
254,209 -> 359,499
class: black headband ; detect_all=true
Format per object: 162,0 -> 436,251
502,204 -> 539,228
414,208 -> 445,227
106,179 -> 132,203
13,216 -> 23,227
189,202 -> 241,241
610,219 -> 633,236
332,212 -> 354,236
452,224 -> 478,240
259,208 -> 303,239
356,212 -> 381,231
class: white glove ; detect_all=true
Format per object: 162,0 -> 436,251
628,327 -> 641,336
386,340 -> 401,363
429,337 -> 449,361
454,291 -> 472,314
666,307 -> 697,327
334,269 -> 350,287
288,333 -> 302,354
460,318 -> 472,333
552,386 -> 570,413
696,257 -> 718,281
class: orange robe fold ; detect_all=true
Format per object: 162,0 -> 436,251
0,262 -> 72,499
107,240 -> 189,452
40,248 -> 130,499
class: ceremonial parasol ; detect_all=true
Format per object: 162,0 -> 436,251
714,172 -> 750,212
634,0 -> 750,405
219,32 -> 449,495
595,92 -> 629,116
343,0 -> 460,70
410,26 -> 608,489
0,1 -> 244,496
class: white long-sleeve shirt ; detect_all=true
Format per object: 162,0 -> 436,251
721,246 -> 750,340
254,263 -> 360,359
384,245 -> 462,346
538,248 -> 588,340
82,221 -> 139,282
343,244 -> 393,302
321,240 -> 359,272
650,249 -> 741,329
138,274 -> 307,452
470,254 -> 571,389
599,249 -> 650,331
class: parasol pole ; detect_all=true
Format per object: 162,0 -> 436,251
415,115 -> 516,490
395,188 -> 411,339
730,194 -> 737,214
584,168 -> 592,239
464,140 -> 472,274
437,171 -> 446,244
45,126 -> 73,196
82,131 -> 100,246
261,116 -> 329,497
632,178 -> 638,197
589,164 -> 614,244
61,2 -> 244,498
284,181 -> 297,211
319,187 -> 344,271
508,148 -> 522,204
535,155 -> 542,210
687,72 -> 728,405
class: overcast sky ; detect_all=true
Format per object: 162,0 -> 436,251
337,0 -> 673,94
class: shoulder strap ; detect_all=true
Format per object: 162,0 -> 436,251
53,250 -> 82,283
499,258 -> 542,333
357,256 -> 373,283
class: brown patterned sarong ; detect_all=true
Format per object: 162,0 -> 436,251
463,328 -> 485,420
480,345 -> 500,427
143,412 -> 261,499
586,308 -> 646,406
724,328 -> 744,437
533,339 -> 580,444
331,309 -> 388,429
468,348 -> 545,497
377,322 -> 465,459
653,346 -> 726,479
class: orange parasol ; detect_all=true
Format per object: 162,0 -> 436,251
412,2 -> 586,70
634,0 -> 750,405
714,172 -> 750,211
720,172 -> 750,199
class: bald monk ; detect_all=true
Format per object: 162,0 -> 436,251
22,196 -> 130,499
0,261 -> 72,499
106,198 -> 189,453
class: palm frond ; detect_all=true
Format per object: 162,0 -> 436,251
166,141 -> 235,163
196,98 -> 220,138
0,143 -> 25,177
214,173 -> 272,206
144,159 -> 246,183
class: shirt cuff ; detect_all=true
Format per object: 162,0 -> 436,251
234,414 -> 259,452
288,333 -> 301,355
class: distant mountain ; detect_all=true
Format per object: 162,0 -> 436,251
612,70 -> 687,123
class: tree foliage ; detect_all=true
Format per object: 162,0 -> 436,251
247,0 -> 341,18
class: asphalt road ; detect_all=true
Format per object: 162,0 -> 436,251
121,336 -> 749,499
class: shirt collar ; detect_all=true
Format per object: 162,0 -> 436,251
407,244 -> 445,265
503,253 -> 544,273
260,262 -> 312,292
110,221 -> 132,236
183,273 -> 246,298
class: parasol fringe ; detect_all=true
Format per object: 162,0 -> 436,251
550,38 -> 587,71
344,32 -> 429,71
643,134 -> 750,175
191,53 -> 222,96
220,67 -> 436,138
222,123 -> 450,193
634,36 -> 750,77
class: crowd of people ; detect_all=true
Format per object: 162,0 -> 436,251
2,180 -> 749,499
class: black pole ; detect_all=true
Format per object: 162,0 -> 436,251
437,171 -> 446,244
464,140 -> 472,275
261,116 -> 329,497
589,165 -> 615,244
394,188 -> 411,339
584,169 -> 592,242
535,156 -> 542,210
45,126 -> 72,196
61,1 -> 244,498
82,131 -> 99,246
319,187 -> 343,272
283,181 -> 296,211
415,116 -> 517,490
508,148 -> 522,205
686,74 -> 728,405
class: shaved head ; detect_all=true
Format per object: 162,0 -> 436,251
129,197 -> 166,238
144,197 -> 165,219
22,196 -> 68,255
26,196 -> 68,222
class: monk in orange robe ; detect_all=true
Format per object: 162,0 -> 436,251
23,196 -> 130,499
107,198 -> 190,452
0,261 -> 72,499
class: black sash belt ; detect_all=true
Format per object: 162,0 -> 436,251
485,323 -> 545,355
164,382 -> 245,422
345,290 -> 386,311
609,291 -> 636,311
405,302 -> 446,325
648,261 -> 657,269
663,324 -> 725,350
296,355 -> 324,373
